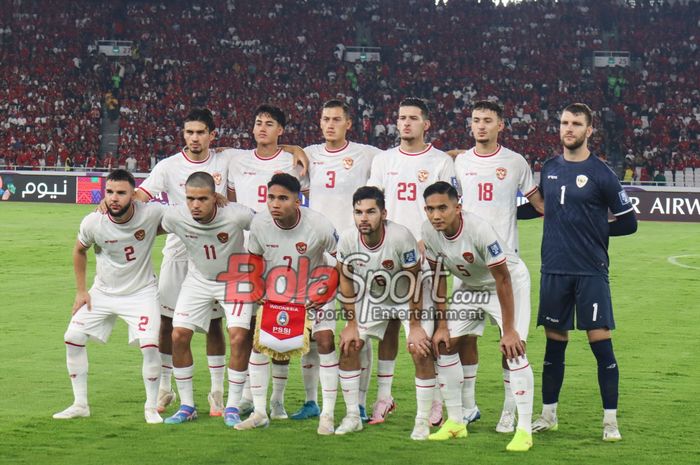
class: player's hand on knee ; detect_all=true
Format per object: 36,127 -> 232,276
72,291 -> 91,314
432,326 -> 451,356
407,326 -> 431,358
339,324 -> 361,355
499,329 -> 525,360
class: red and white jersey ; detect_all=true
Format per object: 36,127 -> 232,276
227,148 -> 309,212
337,220 -> 419,300
455,145 -> 537,254
77,202 -> 165,296
248,208 -> 338,304
305,141 -> 381,231
161,203 -> 254,282
421,211 -> 526,291
138,148 -> 237,259
368,144 -> 456,241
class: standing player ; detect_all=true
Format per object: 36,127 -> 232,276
366,97 -> 456,425
160,172 -> 255,425
53,170 -> 165,424
291,99 -> 381,422
137,109 -> 232,417
335,186 -> 435,439
452,100 -> 544,432
235,174 -> 339,435
226,104 -> 309,419
422,182 -> 534,452
532,103 -> 637,441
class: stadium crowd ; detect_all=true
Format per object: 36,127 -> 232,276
1,0 -> 698,183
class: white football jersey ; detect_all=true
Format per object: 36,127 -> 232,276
305,141 -> 380,231
227,148 -> 309,212
248,208 -> 338,304
337,220 -> 419,301
161,203 -> 254,282
367,144 -> 456,240
138,148 -> 237,259
77,202 -> 165,296
421,211 -> 525,291
455,145 -> 537,254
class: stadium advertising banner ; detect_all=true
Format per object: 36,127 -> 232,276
624,186 -> 700,223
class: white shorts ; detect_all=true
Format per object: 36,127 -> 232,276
67,285 -> 160,346
353,299 -> 434,341
173,274 -> 255,333
309,299 -> 337,335
159,257 -> 223,320
447,271 -> 531,341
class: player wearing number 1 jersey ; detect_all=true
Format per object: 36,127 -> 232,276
54,170 -> 165,424
292,100 -> 381,423
366,98 -> 456,425
161,172 -> 255,426
453,100 -> 544,434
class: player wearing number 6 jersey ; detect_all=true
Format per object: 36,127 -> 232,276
54,170 -> 166,424
366,98 -> 456,426
159,172 -> 255,426
533,103 -> 637,442
452,100 -> 544,434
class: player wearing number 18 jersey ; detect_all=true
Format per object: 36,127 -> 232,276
54,170 -> 165,424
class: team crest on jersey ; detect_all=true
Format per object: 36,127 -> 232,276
496,167 -> 507,180
212,172 -> 222,185
134,229 -> 145,241
462,252 -> 475,263
276,311 -> 289,327
217,232 -> 229,243
382,259 -> 395,270
296,241 -> 307,254
343,157 -> 354,170
576,175 -> 588,188
417,169 -> 429,183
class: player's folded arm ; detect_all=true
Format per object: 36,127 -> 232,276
608,210 -> 637,236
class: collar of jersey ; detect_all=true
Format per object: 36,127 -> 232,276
442,214 -> 464,241
181,148 -> 211,164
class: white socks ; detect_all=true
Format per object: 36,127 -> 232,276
415,377 -> 436,422
461,363 -> 478,411
271,363 -> 289,405
359,342 -> 372,407
65,335 -> 89,406
339,369 -> 361,417
140,343 -> 160,410
173,365 -> 195,407
319,351 -> 339,417
249,352 -> 270,415
437,354 -> 464,422
507,355 -> 534,434
207,355 -> 226,395
376,359 -> 395,401
159,352 -> 173,392
227,368 -> 247,409
502,368 -> 516,412
300,341 -> 320,404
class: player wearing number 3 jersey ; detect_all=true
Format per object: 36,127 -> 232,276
54,170 -> 166,424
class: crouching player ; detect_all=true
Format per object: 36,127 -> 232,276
159,172 -> 255,425
54,169 -> 165,424
335,186 -> 435,439
422,182 -> 534,452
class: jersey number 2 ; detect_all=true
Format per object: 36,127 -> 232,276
124,246 -> 136,262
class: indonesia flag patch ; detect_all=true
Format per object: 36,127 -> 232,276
487,241 -> 503,258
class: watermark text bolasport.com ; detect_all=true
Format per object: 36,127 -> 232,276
215,253 -> 492,306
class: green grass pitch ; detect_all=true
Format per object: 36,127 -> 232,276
1,203 -> 698,465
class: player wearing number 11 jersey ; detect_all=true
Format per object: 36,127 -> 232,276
54,170 -> 165,424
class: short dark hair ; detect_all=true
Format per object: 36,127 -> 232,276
106,169 -> 135,188
399,97 -> 430,119
322,99 -> 350,119
423,181 -> 459,201
268,172 -> 300,194
255,104 -> 286,128
562,103 -> 593,126
184,108 -> 216,132
352,186 -> 385,210
185,171 -> 215,193
472,100 -> 503,119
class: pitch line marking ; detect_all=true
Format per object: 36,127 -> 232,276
667,255 -> 700,270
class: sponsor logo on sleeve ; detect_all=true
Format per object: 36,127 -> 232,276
403,250 -> 417,265
487,241 -> 503,258
618,190 -> 631,205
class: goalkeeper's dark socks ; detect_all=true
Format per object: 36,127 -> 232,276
542,338 -> 568,405
590,339 -> 619,410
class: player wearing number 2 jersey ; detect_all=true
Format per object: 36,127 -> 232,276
366,98 -> 456,426
54,170 -> 165,424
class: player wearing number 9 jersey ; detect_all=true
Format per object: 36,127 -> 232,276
533,103 -> 637,442
54,170 -> 166,424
